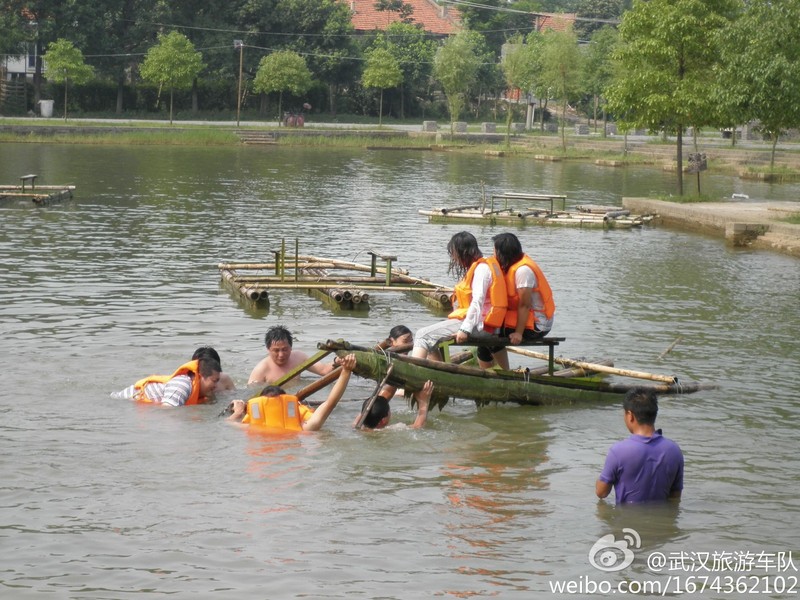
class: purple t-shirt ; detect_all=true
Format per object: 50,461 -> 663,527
599,431 -> 684,504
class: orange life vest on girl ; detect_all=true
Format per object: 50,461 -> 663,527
504,255 -> 555,330
448,257 -> 508,329
132,360 -> 203,405
243,394 -> 314,431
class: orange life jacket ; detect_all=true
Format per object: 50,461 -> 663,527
448,257 -> 508,329
504,255 -> 555,330
132,359 -> 203,405
243,394 -> 314,431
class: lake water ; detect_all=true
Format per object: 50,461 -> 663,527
1,142 -> 799,599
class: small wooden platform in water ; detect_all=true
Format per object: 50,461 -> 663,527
0,174 -> 75,206
219,243 -> 453,313
419,191 -> 656,229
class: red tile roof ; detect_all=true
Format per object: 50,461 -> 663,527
534,13 -> 576,33
345,0 -> 461,35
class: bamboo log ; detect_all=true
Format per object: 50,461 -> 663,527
551,358 -> 614,378
299,254 -> 410,276
295,367 -> 343,401
657,336 -> 682,360
327,289 -> 345,303
604,210 -> 631,219
220,282 -> 453,293
507,347 -> 676,383
272,350 -> 332,388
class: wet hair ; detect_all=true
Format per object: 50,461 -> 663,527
388,325 -> 412,342
447,231 -> 483,280
492,232 -> 525,273
265,325 -> 293,349
623,388 -> 659,426
198,357 -> 222,377
259,385 -> 287,397
192,346 -> 222,369
361,395 -> 390,429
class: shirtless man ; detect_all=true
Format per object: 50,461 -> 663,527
248,325 -> 335,385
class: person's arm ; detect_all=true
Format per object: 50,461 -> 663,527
510,287 -> 534,345
595,479 -> 613,499
456,263 -> 491,343
302,354 -> 356,431
160,374 -> 193,407
248,358 -> 269,385
226,399 -> 247,422
410,380 -> 433,429
310,359 -> 336,376
668,451 -> 684,500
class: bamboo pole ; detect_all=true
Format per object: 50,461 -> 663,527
507,347 -> 676,383
271,349 -> 332,388
657,336 -> 683,360
295,367 -> 343,401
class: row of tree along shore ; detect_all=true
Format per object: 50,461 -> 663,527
3,0 -> 799,198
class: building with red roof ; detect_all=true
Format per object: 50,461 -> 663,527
344,0 -> 461,35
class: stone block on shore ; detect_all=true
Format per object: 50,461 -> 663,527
422,121 -> 437,132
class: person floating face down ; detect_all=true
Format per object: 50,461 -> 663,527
596,388 -> 684,504
354,380 -> 434,430
111,356 -> 221,407
248,325 -> 336,385
411,231 -> 508,366
228,354 -> 357,432
192,346 -> 235,392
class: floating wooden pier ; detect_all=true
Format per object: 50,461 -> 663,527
0,174 -> 75,206
219,242 -> 453,313
419,191 -> 656,229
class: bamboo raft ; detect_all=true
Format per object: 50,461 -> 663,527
419,191 -> 656,229
0,174 -> 75,206
219,242 -> 453,312
318,339 -> 715,407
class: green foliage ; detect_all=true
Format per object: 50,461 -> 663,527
433,31 -> 482,128
574,0 -> 624,40
500,36 -> 537,145
362,46 -> 402,124
606,0 -> 736,193
44,38 -> 94,120
140,31 -> 205,91
539,29 -> 584,149
253,50 -> 314,119
716,0 -> 800,168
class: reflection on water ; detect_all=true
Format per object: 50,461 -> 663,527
1,142 -> 799,598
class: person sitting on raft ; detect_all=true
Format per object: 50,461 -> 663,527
481,232 -> 556,370
411,231 -> 507,367
111,356 -> 221,407
355,380 -> 435,430
228,354 -> 357,431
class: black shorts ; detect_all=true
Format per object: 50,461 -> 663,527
475,326 -> 548,362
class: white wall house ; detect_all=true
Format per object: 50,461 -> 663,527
2,44 -> 44,80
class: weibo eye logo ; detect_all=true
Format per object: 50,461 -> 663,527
587,528 -> 641,572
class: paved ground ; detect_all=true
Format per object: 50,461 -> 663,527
623,198 -> 800,258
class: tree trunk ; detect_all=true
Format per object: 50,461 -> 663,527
771,134 -> 778,169
676,127 -> 684,195
116,75 -> 124,114
379,89 -> 384,126
192,77 -> 198,113
169,87 -> 174,124
63,80 -> 68,121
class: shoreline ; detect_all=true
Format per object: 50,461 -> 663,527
623,198 -> 800,258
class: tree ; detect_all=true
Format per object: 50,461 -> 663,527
500,36 -> 537,146
716,0 -> 800,167
44,38 -> 93,120
362,46 -> 403,125
582,26 -> 618,135
139,31 -> 204,124
539,28 -> 584,151
383,22 -> 436,119
574,0 -> 623,40
605,0 -> 736,195
433,32 -> 482,133
374,0 -> 415,25
456,0 -> 542,57
252,50 -> 313,123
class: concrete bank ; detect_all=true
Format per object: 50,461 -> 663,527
623,198 -> 800,258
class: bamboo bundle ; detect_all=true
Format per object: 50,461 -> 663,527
507,347 -> 676,383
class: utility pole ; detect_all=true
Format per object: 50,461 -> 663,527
234,40 -> 243,127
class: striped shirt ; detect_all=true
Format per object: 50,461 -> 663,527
110,374 -> 194,407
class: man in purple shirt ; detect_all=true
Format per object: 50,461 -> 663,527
596,388 -> 684,504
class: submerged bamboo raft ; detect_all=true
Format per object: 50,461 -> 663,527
419,191 -> 656,229
319,339 -> 716,407
0,174 -> 75,206
219,242 -> 453,312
